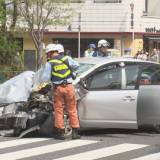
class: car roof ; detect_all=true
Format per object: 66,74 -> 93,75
73,57 -> 159,85
75,57 -> 159,65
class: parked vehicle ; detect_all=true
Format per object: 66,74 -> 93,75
0,57 -> 160,137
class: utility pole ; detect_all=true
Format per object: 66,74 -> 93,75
130,2 -> 134,55
78,12 -> 81,58
67,12 -> 81,58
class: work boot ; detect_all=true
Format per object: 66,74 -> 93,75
54,128 -> 65,140
72,128 -> 81,139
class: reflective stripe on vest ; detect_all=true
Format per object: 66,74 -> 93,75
54,64 -> 68,71
49,56 -> 71,79
52,69 -> 71,78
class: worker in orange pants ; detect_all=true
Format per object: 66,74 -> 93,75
53,84 -> 80,139
43,43 -> 80,140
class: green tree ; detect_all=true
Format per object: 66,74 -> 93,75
0,0 -> 21,69
18,0 -> 73,69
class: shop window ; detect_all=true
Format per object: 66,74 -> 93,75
53,38 -> 114,58
94,0 -> 122,3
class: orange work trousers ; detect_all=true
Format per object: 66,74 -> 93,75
53,84 -> 80,129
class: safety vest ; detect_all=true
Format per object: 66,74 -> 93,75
49,56 -> 72,82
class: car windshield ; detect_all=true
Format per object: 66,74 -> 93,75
76,63 -> 95,75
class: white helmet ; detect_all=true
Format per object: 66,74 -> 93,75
45,44 -> 59,53
56,44 -> 64,53
97,39 -> 110,48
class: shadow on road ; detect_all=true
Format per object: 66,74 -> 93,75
80,128 -> 157,137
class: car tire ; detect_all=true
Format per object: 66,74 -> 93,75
14,128 -> 22,136
154,125 -> 160,133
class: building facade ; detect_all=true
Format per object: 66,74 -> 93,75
22,0 -> 160,70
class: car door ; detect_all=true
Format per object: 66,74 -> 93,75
78,62 -> 139,129
137,63 -> 160,128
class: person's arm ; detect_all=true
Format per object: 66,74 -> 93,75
68,56 -> 79,71
40,62 -> 52,82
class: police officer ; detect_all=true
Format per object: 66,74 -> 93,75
43,43 -> 80,140
96,39 -> 110,57
84,43 -> 97,57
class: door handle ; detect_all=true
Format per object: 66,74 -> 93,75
122,96 -> 136,102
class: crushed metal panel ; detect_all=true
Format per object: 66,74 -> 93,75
137,85 -> 160,127
19,125 -> 40,138
0,104 -> 29,130
0,129 -> 14,137
0,71 -> 35,103
2,103 -> 18,116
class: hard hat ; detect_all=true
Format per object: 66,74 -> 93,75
45,44 -> 59,54
97,39 -> 110,48
89,43 -> 96,49
56,44 -> 64,53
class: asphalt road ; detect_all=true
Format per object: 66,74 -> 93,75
0,128 -> 160,160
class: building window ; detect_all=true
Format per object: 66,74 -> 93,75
24,50 -> 36,71
70,0 -> 85,3
94,0 -> 121,3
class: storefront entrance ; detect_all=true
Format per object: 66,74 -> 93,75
143,35 -> 160,53
53,38 -> 114,57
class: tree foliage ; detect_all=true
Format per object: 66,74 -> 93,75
0,0 -> 21,70
18,0 -> 73,69
0,0 -> 75,70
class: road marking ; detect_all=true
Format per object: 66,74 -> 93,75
0,139 -> 97,160
0,138 -> 49,149
131,152 -> 160,160
53,143 -> 148,160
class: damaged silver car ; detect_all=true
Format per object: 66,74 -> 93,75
1,57 -> 160,137
75,57 -> 160,134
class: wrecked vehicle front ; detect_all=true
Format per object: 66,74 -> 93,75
0,59 -> 94,137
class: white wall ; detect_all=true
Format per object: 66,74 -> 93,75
48,0 -> 160,33
148,0 -> 160,17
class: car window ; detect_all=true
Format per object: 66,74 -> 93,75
76,63 -> 95,76
139,65 -> 160,85
124,64 -> 140,90
86,64 -> 122,90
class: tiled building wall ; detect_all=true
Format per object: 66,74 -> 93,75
48,0 -> 160,33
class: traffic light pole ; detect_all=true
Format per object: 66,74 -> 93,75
130,2 -> 134,55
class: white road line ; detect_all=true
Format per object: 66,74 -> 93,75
53,143 -> 148,160
0,138 -> 49,149
131,152 -> 160,160
0,139 -> 97,160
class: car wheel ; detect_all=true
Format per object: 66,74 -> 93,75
154,125 -> 160,133
14,128 -> 22,136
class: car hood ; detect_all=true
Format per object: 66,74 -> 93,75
0,71 -> 35,104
